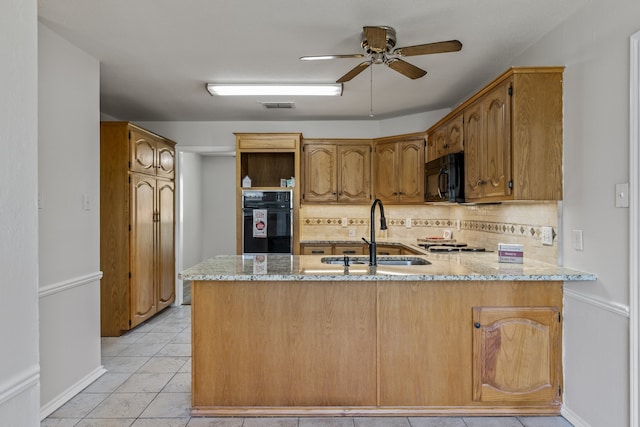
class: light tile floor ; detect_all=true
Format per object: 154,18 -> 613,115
42,305 -> 574,427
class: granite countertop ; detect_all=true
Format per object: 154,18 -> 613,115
180,252 -> 597,282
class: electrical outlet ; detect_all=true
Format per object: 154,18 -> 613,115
541,227 -> 553,246
616,182 -> 629,208
573,229 -> 584,251
406,217 -> 412,228
341,217 -> 348,228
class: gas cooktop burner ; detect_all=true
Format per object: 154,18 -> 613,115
426,245 -> 486,253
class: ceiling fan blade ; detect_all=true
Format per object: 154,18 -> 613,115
386,58 -> 427,79
394,40 -> 463,57
300,54 -> 365,61
363,26 -> 388,52
336,61 -> 371,83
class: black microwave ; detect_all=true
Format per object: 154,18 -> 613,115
425,152 -> 465,203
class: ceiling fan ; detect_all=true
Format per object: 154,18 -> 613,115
300,26 -> 462,83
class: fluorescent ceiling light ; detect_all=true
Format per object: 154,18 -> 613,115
206,83 -> 342,96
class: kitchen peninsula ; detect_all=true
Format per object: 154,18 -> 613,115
181,252 -> 595,417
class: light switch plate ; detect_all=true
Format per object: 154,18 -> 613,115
341,217 -> 348,228
406,218 -> 412,228
82,194 -> 92,211
573,229 -> 584,251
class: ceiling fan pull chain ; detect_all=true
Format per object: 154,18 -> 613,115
369,63 -> 374,118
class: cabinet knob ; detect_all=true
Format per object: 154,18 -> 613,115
474,322 -> 481,329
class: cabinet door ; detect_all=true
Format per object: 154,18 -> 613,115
130,175 -> 157,328
432,126 -> 447,159
334,244 -> 365,255
338,144 -> 371,203
157,179 -> 175,311
482,81 -> 512,199
464,101 -> 484,200
301,244 -> 332,255
374,142 -> 397,201
130,128 -> 156,176
446,114 -> 464,154
377,245 -> 401,255
472,306 -> 561,404
397,140 -> 424,202
303,144 -> 337,202
156,139 -> 175,179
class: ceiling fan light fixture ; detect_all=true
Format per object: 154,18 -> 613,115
206,83 -> 342,96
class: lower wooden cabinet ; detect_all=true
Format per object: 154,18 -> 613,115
377,281 -> 562,410
300,243 -> 366,255
301,244 -> 332,255
376,245 -> 402,255
301,242 -> 419,256
472,306 -> 561,404
193,279 -> 564,415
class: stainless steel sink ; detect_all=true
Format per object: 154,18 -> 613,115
320,256 -> 431,266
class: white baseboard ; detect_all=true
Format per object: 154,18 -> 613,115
562,405 -> 591,427
40,365 -> 106,420
0,365 -> 39,407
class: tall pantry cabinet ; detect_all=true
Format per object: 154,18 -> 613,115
100,122 -> 176,337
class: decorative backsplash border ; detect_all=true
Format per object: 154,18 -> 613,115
302,217 -> 556,241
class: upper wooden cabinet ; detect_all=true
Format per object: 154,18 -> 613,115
234,133 -> 301,255
235,133 -> 300,189
129,126 -> 175,179
427,67 -> 564,202
302,139 -> 372,204
426,112 -> 464,162
374,133 -> 425,203
464,79 -> 513,200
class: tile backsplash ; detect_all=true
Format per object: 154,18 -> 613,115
300,201 -> 559,264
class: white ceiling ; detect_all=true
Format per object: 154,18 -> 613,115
37,0 -> 587,122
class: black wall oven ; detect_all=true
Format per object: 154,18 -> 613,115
425,152 -> 465,203
242,190 -> 293,254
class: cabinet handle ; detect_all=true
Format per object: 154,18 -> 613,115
477,180 -> 486,186
311,250 -> 325,254
342,250 -> 357,254
474,322 -> 481,329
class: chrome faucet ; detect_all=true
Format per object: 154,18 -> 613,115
362,198 -> 388,266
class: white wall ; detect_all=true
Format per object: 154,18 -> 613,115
181,152 -> 204,267
37,23 -> 104,418
0,0 -> 40,425
137,109 -> 447,148
201,156 -> 237,257
138,110 -> 448,257
513,1 -> 638,425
